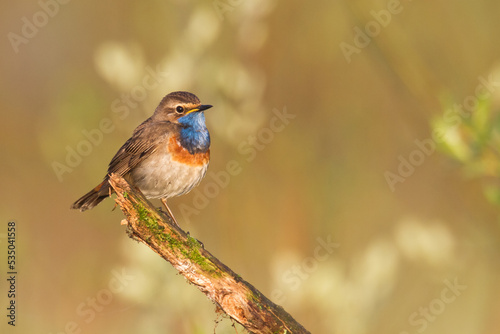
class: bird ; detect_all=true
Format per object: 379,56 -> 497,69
71,91 -> 212,226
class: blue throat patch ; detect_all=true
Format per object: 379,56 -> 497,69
178,112 -> 210,154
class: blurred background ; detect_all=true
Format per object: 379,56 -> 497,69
2,0 -> 500,333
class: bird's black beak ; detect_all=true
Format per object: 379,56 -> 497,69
185,104 -> 213,115
198,104 -> 213,111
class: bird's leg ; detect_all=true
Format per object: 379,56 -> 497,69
161,198 -> 180,228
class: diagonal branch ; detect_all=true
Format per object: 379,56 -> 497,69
108,173 -> 310,334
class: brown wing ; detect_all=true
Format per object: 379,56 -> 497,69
106,118 -> 176,176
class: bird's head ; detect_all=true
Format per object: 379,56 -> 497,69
153,91 -> 212,125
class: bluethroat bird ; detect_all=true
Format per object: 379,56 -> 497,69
71,91 -> 212,225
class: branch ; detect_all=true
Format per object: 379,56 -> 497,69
108,174 -> 310,334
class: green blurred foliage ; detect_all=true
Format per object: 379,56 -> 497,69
434,95 -> 500,207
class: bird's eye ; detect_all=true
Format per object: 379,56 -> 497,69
175,106 -> 184,114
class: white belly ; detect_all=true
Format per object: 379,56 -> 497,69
130,152 -> 209,199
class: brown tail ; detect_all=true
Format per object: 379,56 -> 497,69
71,181 -> 111,212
